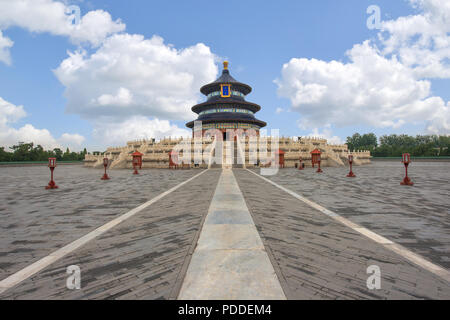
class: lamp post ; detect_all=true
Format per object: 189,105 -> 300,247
45,157 -> 59,189
131,151 -> 143,175
400,153 -> 414,186
275,149 -> 285,168
101,157 -> 110,180
310,149 -> 323,173
347,154 -> 356,177
169,150 -> 178,169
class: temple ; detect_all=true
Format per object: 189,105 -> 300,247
84,61 -> 371,169
186,61 -> 266,138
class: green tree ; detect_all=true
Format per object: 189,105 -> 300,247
346,133 -> 377,151
0,147 -> 11,162
53,148 -> 63,160
10,142 -> 34,161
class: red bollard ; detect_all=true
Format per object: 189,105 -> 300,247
347,154 -> 356,177
131,151 -> 143,175
400,153 -> 414,186
169,150 -> 178,169
317,158 -> 323,173
310,149 -> 323,172
45,157 -> 59,189
275,149 -> 285,168
101,157 -> 110,180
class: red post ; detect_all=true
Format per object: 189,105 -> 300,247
347,154 -> 356,177
101,157 -> 110,180
317,156 -> 323,173
45,158 -> 58,189
275,149 -> 285,168
169,151 -> 178,169
400,153 -> 414,186
131,151 -> 143,175
311,149 -> 323,173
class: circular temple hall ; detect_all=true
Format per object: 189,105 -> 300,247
186,61 -> 266,138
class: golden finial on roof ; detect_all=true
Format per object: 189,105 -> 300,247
223,61 -> 229,70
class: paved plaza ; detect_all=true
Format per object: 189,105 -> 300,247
0,162 -> 449,299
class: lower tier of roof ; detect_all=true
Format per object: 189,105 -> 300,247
186,117 -> 267,129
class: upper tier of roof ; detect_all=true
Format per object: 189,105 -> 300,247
200,62 -> 252,96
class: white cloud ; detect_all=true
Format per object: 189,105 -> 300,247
0,97 -> 85,150
0,0 -> 125,64
0,30 -> 13,65
276,0 -> 450,136
52,33 -> 217,147
0,96 -> 27,125
1,1 -> 213,147
275,107 -> 284,114
306,127 -> 344,145
380,0 -> 450,78
425,100 -> 450,134
277,41 -> 437,129
58,132 -> 85,150
54,34 -> 218,122
0,0 -> 218,147
68,9 -> 126,47
92,116 -> 190,146
0,124 -> 60,150
95,87 -> 133,107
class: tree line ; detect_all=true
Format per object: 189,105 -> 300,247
346,133 -> 450,157
0,142 -> 88,162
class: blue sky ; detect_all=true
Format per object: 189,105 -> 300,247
0,0 -> 448,150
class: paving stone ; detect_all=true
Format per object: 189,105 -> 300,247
234,169 -> 450,300
0,169 -> 220,299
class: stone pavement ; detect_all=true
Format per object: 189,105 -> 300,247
262,161 -> 450,268
0,169 -> 220,299
0,165 -> 449,299
178,169 -> 286,300
0,166 -> 199,280
234,169 -> 450,299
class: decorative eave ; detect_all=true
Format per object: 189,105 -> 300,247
186,118 -> 267,129
191,100 -> 261,114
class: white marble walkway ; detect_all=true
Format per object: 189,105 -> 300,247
178,169 -> 286,300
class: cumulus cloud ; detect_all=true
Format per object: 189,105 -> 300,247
425,100 -> 450,134
277,41 -> 439,129
54,34 -> 218,122
276,0 -> 450,136
0,30 -> 13,65
380,0 -> 450,78
59,133 -> 85,148
0,0 -> 125,64
0,96 -> 27,125
0,1 -> 211,147
0,97 -> 85,150
92,116 -> 190,146
306,127 -> 344,145
51,33 -> 217,146
0,124 -> 60,150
